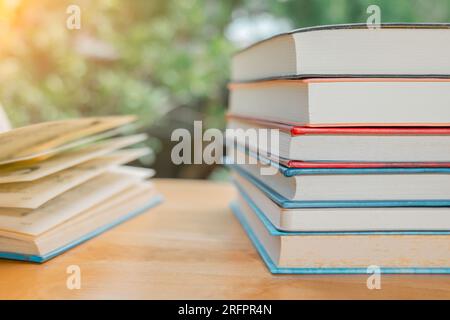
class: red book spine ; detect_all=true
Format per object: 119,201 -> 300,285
286,160 -> 450,169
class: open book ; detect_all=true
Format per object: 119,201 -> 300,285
0,116 -> 162,262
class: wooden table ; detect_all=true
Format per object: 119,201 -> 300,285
0,179 -> 449,299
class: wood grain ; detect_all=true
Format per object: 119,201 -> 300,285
0,179 -> 449,299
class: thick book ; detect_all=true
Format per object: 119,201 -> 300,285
231,23 -> 450,82
228,153 -> 450,203
231,193 -> 450,274
227,116 -> 450,162
232,170 -> 450,232
229,79 -> 450,126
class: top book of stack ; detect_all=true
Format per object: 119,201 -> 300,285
231,23 -> 450,82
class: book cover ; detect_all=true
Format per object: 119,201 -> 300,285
230,164 -> 450,208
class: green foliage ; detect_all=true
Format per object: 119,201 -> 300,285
269,0 -> 450,26
1,0 -> 449,179
0,0 -> 237,128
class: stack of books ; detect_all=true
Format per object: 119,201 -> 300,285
0,116 -> 162,263
227,24 -> 450,274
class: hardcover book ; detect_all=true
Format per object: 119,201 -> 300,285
231,23 -> 450,82
227,116 -> 450,162
229,79 -> 450,126
229,155 -> 450,203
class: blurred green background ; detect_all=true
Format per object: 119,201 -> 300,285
1,0 -> 449,179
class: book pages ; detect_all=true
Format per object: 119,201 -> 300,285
0,116 -> 135,165
0,134 -> 148,184
0,170 -> 149,235
0,149 -> 151,209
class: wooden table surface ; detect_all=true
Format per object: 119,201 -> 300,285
0,179 -> 449,299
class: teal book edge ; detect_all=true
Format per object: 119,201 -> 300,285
0,195 -> 163,263
277,163 -> 450,177
230,164 -> 450,208
230,201 -> 450,274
